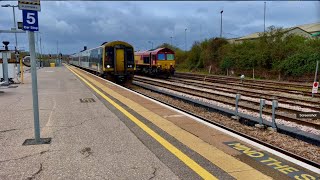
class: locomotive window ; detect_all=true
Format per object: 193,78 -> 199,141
143,57 -> 150,64
158,54 -> 165,60
167,54 -> 174,60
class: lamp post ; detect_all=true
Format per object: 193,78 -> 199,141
264,2 -> 266,33
1,4 -> 20,74
170,36 -> 173,47
184,28 -> 187,51
220,10 -> 223,38
148,41 -> 153,49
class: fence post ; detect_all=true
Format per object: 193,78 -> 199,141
232,94 -> 241,120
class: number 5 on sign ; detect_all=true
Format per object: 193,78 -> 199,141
22,10 -> 39,31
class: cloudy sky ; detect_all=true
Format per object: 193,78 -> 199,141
0,1 -> 319,54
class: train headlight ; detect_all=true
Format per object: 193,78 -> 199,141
128,65 -> 132,68
107,65 -> 110,68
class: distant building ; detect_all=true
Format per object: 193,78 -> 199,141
227,22 -> 320,44
298,22 -> 320,37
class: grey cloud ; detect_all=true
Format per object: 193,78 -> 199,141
0,1 -> 319,54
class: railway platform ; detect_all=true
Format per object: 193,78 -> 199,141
0,65 -> 319,179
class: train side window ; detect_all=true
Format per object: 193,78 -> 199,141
143,56 -> 150,64
97,48 -> 102,63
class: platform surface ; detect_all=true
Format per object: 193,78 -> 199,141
0,66 -> 319,180
0,67 -> 179,179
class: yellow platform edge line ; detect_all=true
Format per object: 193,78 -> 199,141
69,65 -> 272,180
64,64 -> 218,180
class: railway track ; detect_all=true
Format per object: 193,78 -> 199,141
128,85 -> 320,168
175,72 -> 319,98
133,75 -> 320,130
168,77 -> 320,110
176,72 -> 312,87
67,64 -> 320,170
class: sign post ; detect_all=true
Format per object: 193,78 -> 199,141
312,82 -> 319,94
28,30 -> 41,143
20,0 -> 46,144
312,61 -> 319,98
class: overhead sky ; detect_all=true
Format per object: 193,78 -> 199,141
0,1 -> 319,54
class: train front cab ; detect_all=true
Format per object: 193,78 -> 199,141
154,48 -> 175,77
102,41 -> 135,83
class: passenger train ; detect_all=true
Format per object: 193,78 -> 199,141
69,41 -> 135,83
134,47 -> 175,78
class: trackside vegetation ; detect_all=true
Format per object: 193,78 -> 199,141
158,26 -> 320,81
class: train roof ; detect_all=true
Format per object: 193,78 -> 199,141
135,47 -> 174,56
102,41 -> 133,48
71,41 -> 133,56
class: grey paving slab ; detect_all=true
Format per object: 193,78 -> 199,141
0,67 -> 179,180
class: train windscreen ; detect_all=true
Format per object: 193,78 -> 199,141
105,47 -> 114,68
158,54 -> 165,60
167,54 -> 174,60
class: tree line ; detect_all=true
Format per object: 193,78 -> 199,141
158,26 -> 320,81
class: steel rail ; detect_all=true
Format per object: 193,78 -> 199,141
167,77 -> 320,111
133,77 -> 320,130
174,73 -> 319,98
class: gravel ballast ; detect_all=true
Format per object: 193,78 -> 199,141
130,85 -> 320,164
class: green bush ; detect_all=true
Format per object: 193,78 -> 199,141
163,26 -> 320,79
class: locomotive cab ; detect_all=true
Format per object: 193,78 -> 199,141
134,47 -> 175,78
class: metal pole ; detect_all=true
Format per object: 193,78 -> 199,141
220,12 -> 222,38
271,100 -> 278,130
312,61 -> 319,98
20,58 -> 23,84
57,40 -> 59,58
12,6 -> 17,48
184,28 -> 187,51
259,99 -> 266,126
235,94 -> 241,117
28,31 -> 41,143
264,2 -> 266,33
170,36 -> 173,47
314,61 -> 319,82
12,6 -> 20,75
2,51 -> 9,86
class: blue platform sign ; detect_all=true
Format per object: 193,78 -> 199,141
22,10 -> 39,31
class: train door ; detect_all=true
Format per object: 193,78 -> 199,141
116,48 -> 125,72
